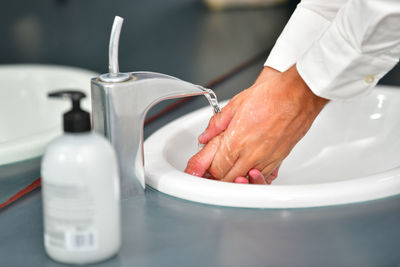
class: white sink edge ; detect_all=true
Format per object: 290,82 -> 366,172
145,155 -> 400,208
144,85 -> 400,208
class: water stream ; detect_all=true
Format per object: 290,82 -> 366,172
197,88 -> 221,151
203,88 -> 221,115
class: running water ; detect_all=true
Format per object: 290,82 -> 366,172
198,88 -> 221,151
204,88 -> 221,115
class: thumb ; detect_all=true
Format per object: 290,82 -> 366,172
185,136 -> 220,177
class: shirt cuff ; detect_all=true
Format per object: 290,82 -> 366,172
265,6 -> 331,72
297,18 -> 399,100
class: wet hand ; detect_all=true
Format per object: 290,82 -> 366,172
185,65 -> 328,182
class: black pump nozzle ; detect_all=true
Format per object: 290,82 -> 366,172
48,90 -> 91,133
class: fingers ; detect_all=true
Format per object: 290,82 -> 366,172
233,166 -> 279,185
234,177 -> 249,184
221,155 -> 257,182
233,167 -> 277,185
258,162 -> 281,184
184,136 -> 221,177
247,163 -> 281,185
248,169 -> 267,184
266,164 -> 281,184
198,104 -> 235,144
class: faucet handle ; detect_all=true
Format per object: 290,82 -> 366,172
99,16 -> 131,83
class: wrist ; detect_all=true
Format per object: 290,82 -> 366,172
254,66 -> 281,85
288,64 -> 329,112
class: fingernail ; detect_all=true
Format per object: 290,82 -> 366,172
249,169 -> 261,178
234,177 -> 249,184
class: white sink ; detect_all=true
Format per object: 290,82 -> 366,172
144,85 -> 400,208
0,64 -> 96,178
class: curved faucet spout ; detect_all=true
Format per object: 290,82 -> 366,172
91,72 -> 208,197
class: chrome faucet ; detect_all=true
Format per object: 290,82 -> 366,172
91,16 -> 209,197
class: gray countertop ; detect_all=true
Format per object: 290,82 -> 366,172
1,1 -> 400,266
1,180 -> 400,267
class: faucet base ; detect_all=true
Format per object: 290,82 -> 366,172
91,71 -> 208,198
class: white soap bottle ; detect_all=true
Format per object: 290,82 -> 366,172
41,90 -> 121,265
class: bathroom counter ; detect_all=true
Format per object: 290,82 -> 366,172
1,181 -> 400,267
1,0 -> 400,266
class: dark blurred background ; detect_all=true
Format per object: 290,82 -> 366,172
0,0 -> 294,82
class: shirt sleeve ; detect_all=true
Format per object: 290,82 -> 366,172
297,0 -> 400,100
265,0 -> 348,72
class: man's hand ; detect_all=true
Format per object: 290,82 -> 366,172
185,65 -> 328,183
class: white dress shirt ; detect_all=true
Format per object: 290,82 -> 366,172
265,0 -> 400,100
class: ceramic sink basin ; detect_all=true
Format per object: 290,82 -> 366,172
144,85 -> 400,208
0,64 -> 96,178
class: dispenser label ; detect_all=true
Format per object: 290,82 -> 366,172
65,229 -> 98,251
43,180 -> 98,251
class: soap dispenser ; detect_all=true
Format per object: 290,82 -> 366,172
41,90 -> 121,265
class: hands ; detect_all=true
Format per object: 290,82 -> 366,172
185,65 -> 329,184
